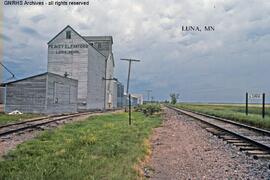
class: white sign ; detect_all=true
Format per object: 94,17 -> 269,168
249,94 -> 262,99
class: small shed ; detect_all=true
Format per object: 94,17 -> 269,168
3,72 -> 78,114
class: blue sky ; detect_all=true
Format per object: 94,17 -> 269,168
2,0 -> 270,102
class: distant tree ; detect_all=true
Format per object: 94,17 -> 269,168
170,93 -> 179,104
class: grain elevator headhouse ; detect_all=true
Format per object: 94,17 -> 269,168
47,25 -> 116,111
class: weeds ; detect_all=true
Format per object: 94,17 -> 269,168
0,112 -> 161,180
134,104 -> 161,116
174,103 -> 270,130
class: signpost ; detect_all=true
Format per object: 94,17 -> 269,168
246,92 -> 266,118
262,93 -> 265,119
246,92 -> 248,115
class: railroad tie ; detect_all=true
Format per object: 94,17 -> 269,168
246,150 -> 269,156
205,128 -> 224,135
253,154 -> 270,160
233,142 -> 251,146
239,146 -> 261,151
226,139 -> 244,143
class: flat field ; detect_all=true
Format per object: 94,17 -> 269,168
174,103 -> 270,130
0,112 -> 161,179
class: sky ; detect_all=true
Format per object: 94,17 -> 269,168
1,0 -> 270,103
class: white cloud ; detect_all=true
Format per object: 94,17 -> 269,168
3,0 -> 270,101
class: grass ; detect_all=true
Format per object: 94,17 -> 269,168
0,113 -> 41,126
173,103 -> 270,130
0,112 -> 161,179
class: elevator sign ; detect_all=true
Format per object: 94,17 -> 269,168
248,94 -> 262,99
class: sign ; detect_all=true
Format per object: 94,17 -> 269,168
49,44 -> 89,55
48,44 -> 89,49
248,94 -> 262,99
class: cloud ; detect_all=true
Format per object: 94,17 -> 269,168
3,0 -> 270,102
0,34 -> 12,42
20,26 -> 45,39
30,14 -> 46,23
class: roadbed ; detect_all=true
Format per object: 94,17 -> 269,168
145,108 -> 270,179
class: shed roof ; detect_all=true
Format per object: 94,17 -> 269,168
1,72 -> 78,85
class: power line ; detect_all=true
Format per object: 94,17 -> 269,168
0,62 -> 16,82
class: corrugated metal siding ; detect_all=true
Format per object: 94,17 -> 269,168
47,27 -> 89,108
47,27 -> 116,111
86,46 -> 106,109
4,73 -> 78,114
0,87 -> 5,104
46,73 -> 78,114
5,75 -> 47,113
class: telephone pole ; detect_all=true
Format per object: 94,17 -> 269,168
0,62 -> 2,84
120,58 -> 140,113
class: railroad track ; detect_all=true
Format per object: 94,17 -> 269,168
0,110 -> 105,138
166,105 -> 270,159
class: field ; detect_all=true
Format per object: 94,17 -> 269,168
173,103 -> 270,130
0,112 -> 161,179
0,113 -> 41,125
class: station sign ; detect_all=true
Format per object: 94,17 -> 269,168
248,94 -> 262,99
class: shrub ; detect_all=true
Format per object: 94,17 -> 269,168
134,104 -> 161,116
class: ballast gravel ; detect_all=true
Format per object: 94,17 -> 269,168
146,108 -> 270,179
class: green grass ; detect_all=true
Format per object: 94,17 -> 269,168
174,103 -> 270,130
0,112 -> 161,179
0,113 -> 41,126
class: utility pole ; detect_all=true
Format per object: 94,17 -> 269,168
121,58 -> 140,110
0,62 -> 2,84
120,58 -> 140,124
146,90 -> 152,102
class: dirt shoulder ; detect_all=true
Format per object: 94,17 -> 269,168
145,108 -> 270,179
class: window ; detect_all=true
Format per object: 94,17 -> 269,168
66,31 -> 71,39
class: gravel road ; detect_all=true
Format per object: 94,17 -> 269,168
145,108 -> 270,179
